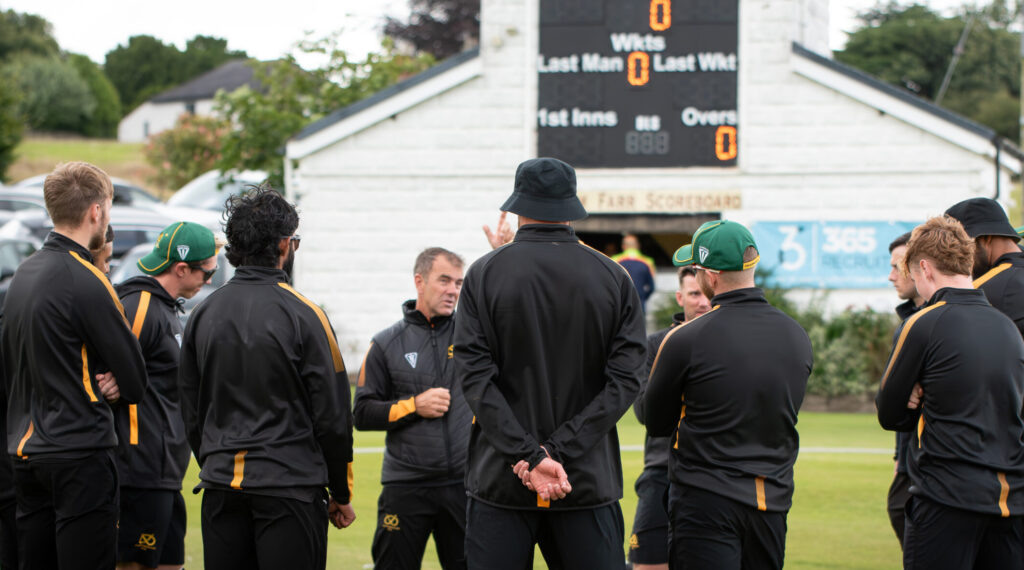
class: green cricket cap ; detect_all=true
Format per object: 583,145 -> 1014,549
137,221 -> 216,275
672,220 -> 759,271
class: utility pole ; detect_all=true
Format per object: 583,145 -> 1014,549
936,11 -> 975,105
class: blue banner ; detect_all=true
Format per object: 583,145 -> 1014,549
750,221 -> 920,288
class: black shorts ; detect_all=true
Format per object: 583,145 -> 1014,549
629,467 -> 669,564
887,471 -> 912,546
117,488 -> 186,567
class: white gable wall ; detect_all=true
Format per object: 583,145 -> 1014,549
288,0 -> 1017,365
117,99 -> 219,143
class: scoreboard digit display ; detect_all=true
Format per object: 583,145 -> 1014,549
537,0 -> 739,168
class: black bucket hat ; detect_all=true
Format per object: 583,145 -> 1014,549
945,198 -> 1021,242
500,158 -> 587,222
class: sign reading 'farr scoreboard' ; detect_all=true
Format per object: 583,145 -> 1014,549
538,0 -> 738,168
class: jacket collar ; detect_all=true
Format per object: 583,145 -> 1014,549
994,250 -> 1024,268
231,265 -> 290,284
116,275 -> 180,309
928,287 -> 990,307
670,311 -> 686,326
513,224 -> 577,243
44,231 -> 92,261
895,299 -> 922,320
402,299 -> 453,328
709,287 -> 768,307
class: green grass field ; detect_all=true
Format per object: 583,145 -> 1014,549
176,411 -> 902,569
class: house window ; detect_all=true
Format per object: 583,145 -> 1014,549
185,102 -> 195,115
143,121 -> 149,138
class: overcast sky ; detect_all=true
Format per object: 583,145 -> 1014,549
2,0 -> 974,66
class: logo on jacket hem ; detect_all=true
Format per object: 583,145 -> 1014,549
404,352 -> 418,368
382,514 -> 401,531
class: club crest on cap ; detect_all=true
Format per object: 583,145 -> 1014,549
177,245 -> 190,260
699,246 -> 710,264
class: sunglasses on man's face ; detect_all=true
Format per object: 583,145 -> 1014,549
188,264 -> 218,281
281,234 -> 301,251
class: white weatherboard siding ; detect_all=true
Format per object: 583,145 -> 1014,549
287,0 -> 1019,367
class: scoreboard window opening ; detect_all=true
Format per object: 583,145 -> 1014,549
538,0 -> 738,168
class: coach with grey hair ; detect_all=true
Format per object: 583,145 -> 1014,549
354,247 -> 471,570
455,157 -> 646,569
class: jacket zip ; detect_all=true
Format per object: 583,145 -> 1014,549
431,323 -> 455,478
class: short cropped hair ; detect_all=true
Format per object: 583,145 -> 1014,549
43,162 -> 114,227
889,231 -> 912,253
678,266 -> 698,285
223,184 -> 298,268
902,216 -> 975,277
414,247 -> 464,277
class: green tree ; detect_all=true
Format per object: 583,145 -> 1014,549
836,3 -> 1020,142
3,54 -> 95,133
213,37 -> 433,187
67,54 -> 121,138
104,35 -> 184,111
0,81 -> 23,182
0,9 -> 59,61
181,35 -> 247,80
104,34 -> 248,113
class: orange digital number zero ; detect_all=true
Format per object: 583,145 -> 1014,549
650,0 -> 671,31
715,126 -> 738,160
627,52 -> 650,86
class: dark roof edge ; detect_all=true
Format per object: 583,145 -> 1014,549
792,42 -> 1009,143
293,47 -> 481,142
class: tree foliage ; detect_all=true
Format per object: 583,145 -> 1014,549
0,81 -> 23,183
0,9 -> 59,61
836,2 -> 1020,142
144,114 -> 230,190
383,0 -> 480,60
104,35 -> 248,111
4,54 -> 94,133
67,54 -> 122,138
212,37 -> 433,187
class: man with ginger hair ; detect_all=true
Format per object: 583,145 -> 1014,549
877,215 -> 1024,569
2,162 -> 147,569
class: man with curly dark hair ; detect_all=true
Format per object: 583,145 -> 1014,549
179,185 -> 356,570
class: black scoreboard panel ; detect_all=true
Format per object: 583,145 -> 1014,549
537,0 -> 739,168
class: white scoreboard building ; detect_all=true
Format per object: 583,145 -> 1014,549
285,0 -> 1022,366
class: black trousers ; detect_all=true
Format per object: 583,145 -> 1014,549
887,471 -> 912,548
465,497 -> 625,570
0,498 -> 16,570
372,483 -> 467,570
668,484 -> 787,570
201,489 -> 328,570
903,495 -> 1024,570
13,449 -> 119,570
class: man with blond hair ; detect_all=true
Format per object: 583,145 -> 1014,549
2,162 -> 147,569
877,215 -> 1024,569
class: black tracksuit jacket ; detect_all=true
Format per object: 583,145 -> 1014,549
179,266 -> 354,503
3,232 -> 147,459
454,224 -> 647,510
114,276 -> 190,490
645,288 -> 813,513
633,312 -> 685,472
974,251 -> 1024,339
893,299 -> 921,476
876,287 -> 1024,516
353,300 -> 471,486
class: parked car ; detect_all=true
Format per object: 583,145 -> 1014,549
0,237 -> 39,307
0,187 -> 47,214
12,174 -> 163,209
0,205 -> 173,274
110,242 -> 234,324
167,169 -> 267,211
